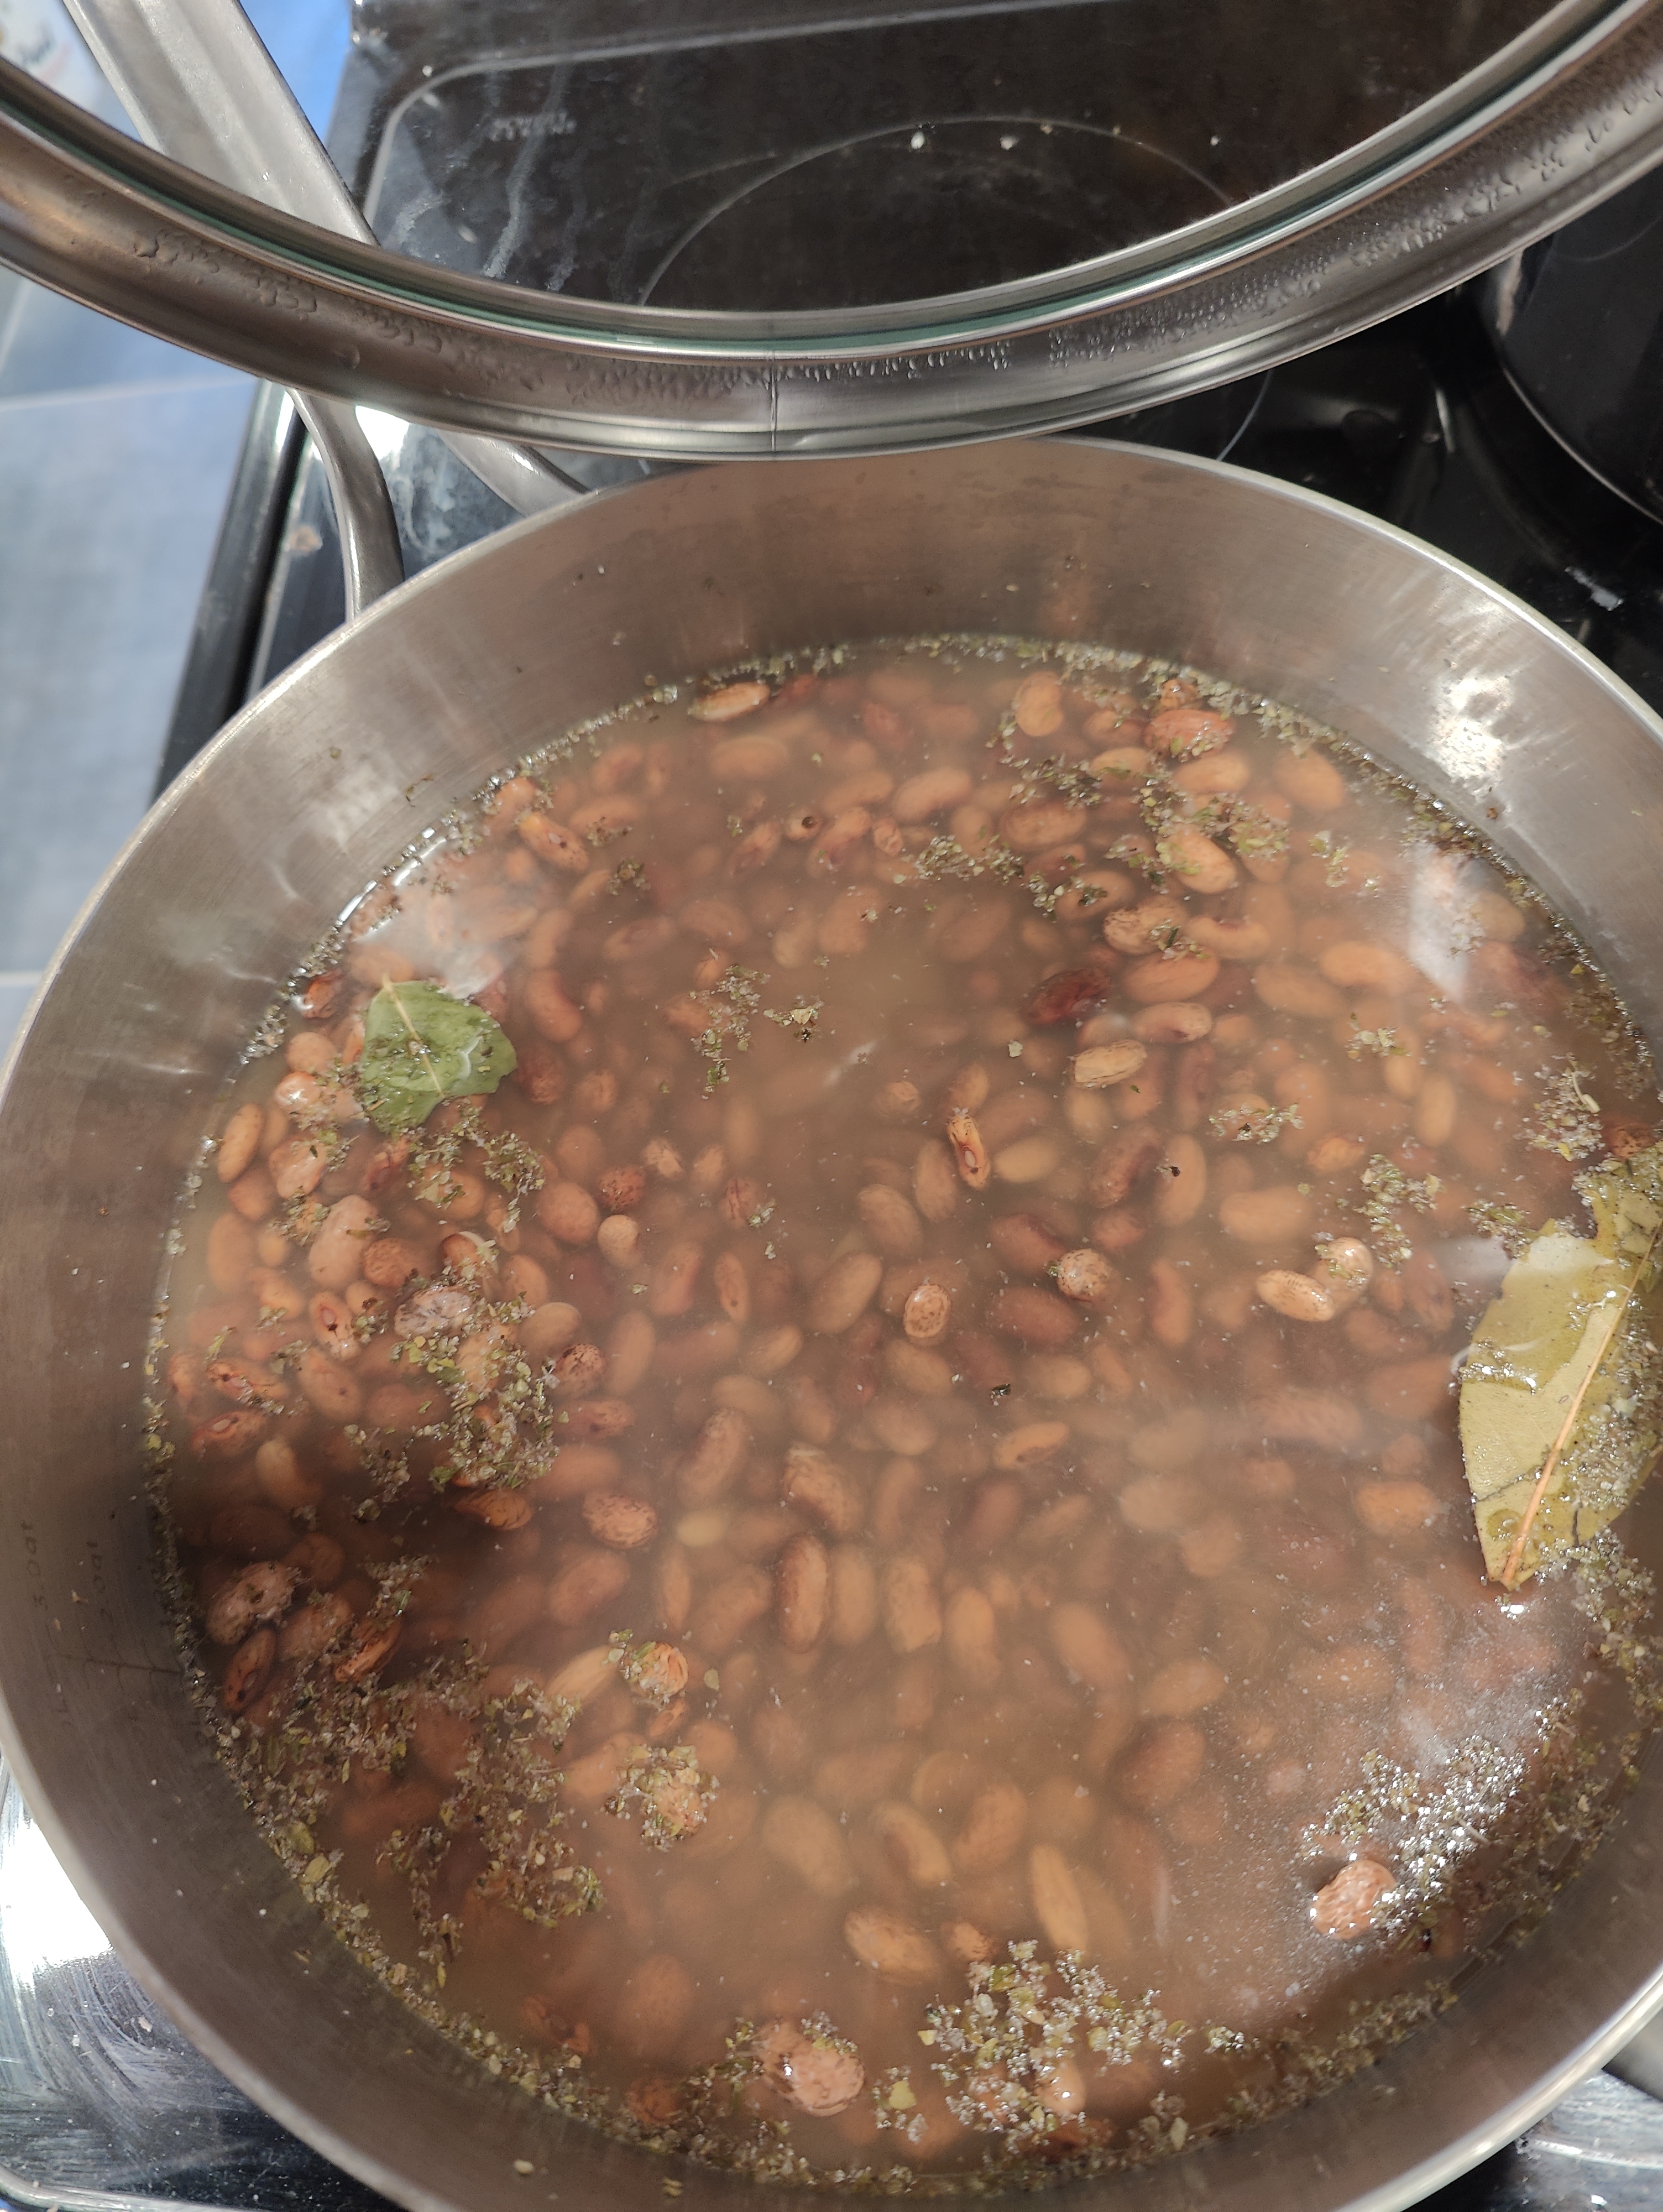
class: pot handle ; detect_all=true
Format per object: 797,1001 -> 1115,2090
294,393 -> 404,623
60,0 -> 587,618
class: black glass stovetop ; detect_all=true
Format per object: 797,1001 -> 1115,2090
43,12 -> 1663,2212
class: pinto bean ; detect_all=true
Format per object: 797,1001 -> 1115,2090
987,1285 -> 1077,1349
1158,823 -> 1237,895
1089,1126 -> 1165,1207
1125,949 -> 1219,1004
954,1781 -> 1027,1874
874,1800 -> 953,1887
990,1212 -> 1068,1274
221,1626 -> 276,1713
881,1555 -> 943,1655
1152,1134 -> 1207,1228
582,1492 -> 660,1549
362,1237 -> 422,1291
307,1195 -> 379,1291
454,1488 -> 532,1531
1054,1248 -> 1116,1306
807,1252 -> 883,1334
334,1614 -> 402,1685
1319,941 -> 1418,995
902,1280 -> 953,1344
1355,1481 -> 1442,1537
606,1310 -> 657,1396
691,679 -> 771,722
1131,1000 -> 1212,1044
547,1547 -> 632,1626
1253,964 -> 1344,1020
1029,1844 -> 1091,1954
782,1446 -> 864,1537
254,1436 -> 322,1512
1273,748 -> 1347,813
1147,705 -> 1232,757
296,1347 -> 363,1423
1073,1040 -> 1147,1089
1257,1270 -> 1337,1323
945,1109 -> 992,1189
1311,1856 -> 1396,1937
913,1139 -> 960,1223
206,1211 -> 255,1293
537,1181 -> 600,1248
762,1796 -> 855,1898
597,1215 -> 641,1267
648,1240 -> 705,1318
1143,1657 -> 1227,1717
828,1545 -> 880,1647
1120,1720 -> 1206,1811
1049,1603 -> 1131,1693
894,766 -> 973,822
992,1420 -> 1069,1469
205,1562 -> 298,1646
776,1532 -> 830,1651
944,1586 -> 1001,1688
1219,1186 -> 1314,1247
857,1184 -> 923,1259
694,1564 -> 773,1656
278,1590 -> 353,1666
517,812 -> 590,872
677,1407 -> 752,1513
843,1906 -> 939,1983
1147,1258 -> 1193,1349
1413,1072 -> 1458,1147
216,1101 -> 265,1185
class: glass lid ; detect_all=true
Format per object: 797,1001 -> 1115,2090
1,0 -> 1662,455
355,0 -> 1577,312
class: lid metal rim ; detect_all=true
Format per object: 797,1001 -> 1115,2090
2,4 -> 1663,451
2,0 -> 1656,354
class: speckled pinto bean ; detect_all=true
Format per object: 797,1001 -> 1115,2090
808,1252 -> 885,1334
163,637 -> 1650,2188
776,1532 -> 830,1651
843,1906 -> 939,1984
882,1554 -> 943,1654
943,1585 -> 1001,1688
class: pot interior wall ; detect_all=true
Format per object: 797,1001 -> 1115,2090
3,441 -> 1662,2212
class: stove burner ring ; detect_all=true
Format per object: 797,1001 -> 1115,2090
640,113 -> 1228,312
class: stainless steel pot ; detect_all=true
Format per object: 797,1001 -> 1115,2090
4,441 -> 1663,2212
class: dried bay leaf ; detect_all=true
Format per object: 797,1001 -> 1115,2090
357,979 -> 517,1134
1459,1143 -> 1663,1585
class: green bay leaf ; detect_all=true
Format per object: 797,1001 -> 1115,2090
356,979 -> 517,1135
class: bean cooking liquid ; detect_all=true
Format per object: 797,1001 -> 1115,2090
152,641 -> 1663,2187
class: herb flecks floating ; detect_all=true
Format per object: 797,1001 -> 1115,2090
1459,1142 -> 1663,1586
356,979 -> 517,1134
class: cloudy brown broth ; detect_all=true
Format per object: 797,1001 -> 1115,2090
153,640 -> 1663,2187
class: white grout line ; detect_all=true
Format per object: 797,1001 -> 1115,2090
0,973 -> 43,989
0,373 -> 247,418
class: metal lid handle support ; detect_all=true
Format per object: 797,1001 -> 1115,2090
62,0 -> 583,615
